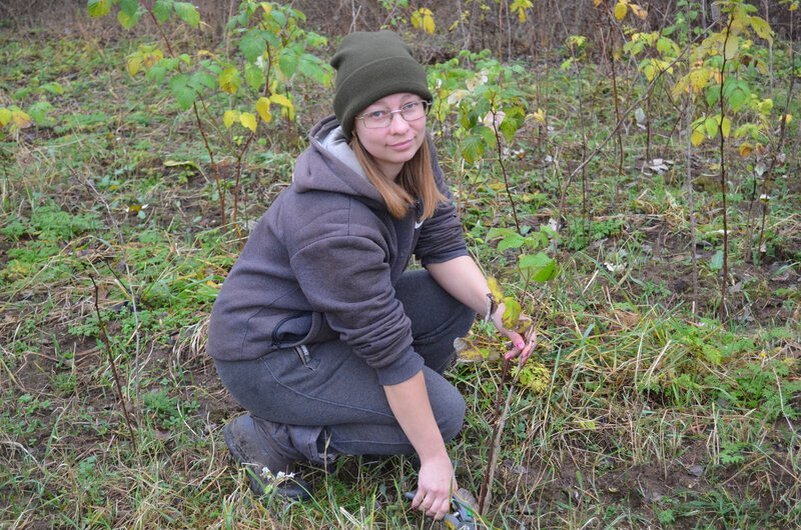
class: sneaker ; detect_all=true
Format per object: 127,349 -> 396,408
223,414 -> 312,500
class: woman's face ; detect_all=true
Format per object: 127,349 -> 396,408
353,92 -> 427,180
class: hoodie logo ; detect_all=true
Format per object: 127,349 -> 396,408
414,219 -> 424,229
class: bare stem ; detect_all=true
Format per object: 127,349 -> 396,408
89,274 -> 138,452
478,358 -> 512,514
717,18 -> 733,321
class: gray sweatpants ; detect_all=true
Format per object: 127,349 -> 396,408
213,269 -> 475,458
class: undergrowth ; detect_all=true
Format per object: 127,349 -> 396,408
1,9 -> 800,530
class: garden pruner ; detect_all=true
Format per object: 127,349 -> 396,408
404,490 -> 478,530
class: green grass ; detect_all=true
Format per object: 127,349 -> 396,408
1,13 -> 800,529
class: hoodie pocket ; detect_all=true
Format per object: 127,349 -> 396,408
270,311 -> 338,349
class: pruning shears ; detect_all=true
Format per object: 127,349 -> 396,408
404,490 -> 478,530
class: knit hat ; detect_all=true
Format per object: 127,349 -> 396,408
330,30 -> 433,138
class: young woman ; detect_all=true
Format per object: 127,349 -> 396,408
207,30 -> 534,521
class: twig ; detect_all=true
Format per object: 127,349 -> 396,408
489,102 -> 522,234
88,274 -> 138,451
478,325 -> 536,514
754,47 -> 796,262
717,17 -> 734,321
478,357 -> 513,515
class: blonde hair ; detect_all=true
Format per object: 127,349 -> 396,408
350,135 -> 446,220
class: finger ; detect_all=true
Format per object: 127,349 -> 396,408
411,490 -> 425,509
427,496 -> 450,520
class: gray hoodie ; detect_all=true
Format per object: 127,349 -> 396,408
207,116 -> 468,385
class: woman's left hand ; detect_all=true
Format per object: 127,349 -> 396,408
491,306 -> 537,364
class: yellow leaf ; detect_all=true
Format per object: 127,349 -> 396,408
721,116 -> 731,138
423,13 -> 436,34
269,93 -> 293,108
487,276 -> 505,303
411,8 -> 436,34
0,108 -> 12,127
127,56 -> 143,77
593,0 -> 603,6
739,143 -> 753,157
501,296 -> 521,329
255,97 -> 272,122
528,108 -> 546,123
218,67 -> 241,95
513,361 -> 551,394
630,4 -> 647,19
456,339 -> 489,362
691,128 -> 705,147
614,1 -> 628,21
642,62 -> 656,81
784,113 -> 793,124
749,16 -> 773,44
12,110 -> 31,128
239,112 -> 257,132
260,2 -> 272,15
723,34 -> 739,60
689,68 -> 711,92
223,110 -> 239,128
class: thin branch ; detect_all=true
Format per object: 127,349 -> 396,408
717,17 -> 733,321
88,274 -> 138,451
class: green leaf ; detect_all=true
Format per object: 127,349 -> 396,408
460,134 -> 485,164
497,232 -> 525,252
298,54 -> 331,85
28,101 -> 53,124
118,9 -> 141,29
519,252 -> 557,283
87,0 -> 112,18
710,250 -> 724,271
173,2 -> 200,28
278,49 -> 299,78
153,0 -> 172,23
168,74 -> 195,110
705,115 -> 719,138
239,29 -> 266,62
190,70 -> 216,90
146,62 -> 168,84
244,63 -> 265,91
705,86 -> 720,107
487,227 -> 519,249
41,82 -> 64,95
269,8 -> 287,26
728,86 -> 748,112
119,0 -> 138,17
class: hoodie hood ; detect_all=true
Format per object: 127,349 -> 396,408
292,115 -> 385,208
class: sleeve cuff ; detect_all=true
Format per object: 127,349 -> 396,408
375,346 -> 425,386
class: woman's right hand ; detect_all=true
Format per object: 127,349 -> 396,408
411,453 -> 457,520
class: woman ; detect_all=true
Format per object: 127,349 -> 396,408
207,30 -> 534,521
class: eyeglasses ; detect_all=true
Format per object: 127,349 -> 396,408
356,100 -> 430,129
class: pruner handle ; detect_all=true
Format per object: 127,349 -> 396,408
404,491 -> 478,530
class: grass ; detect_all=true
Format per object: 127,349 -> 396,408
1,13 -> 800,530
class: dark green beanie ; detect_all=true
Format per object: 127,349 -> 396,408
330,30 -> 433,138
